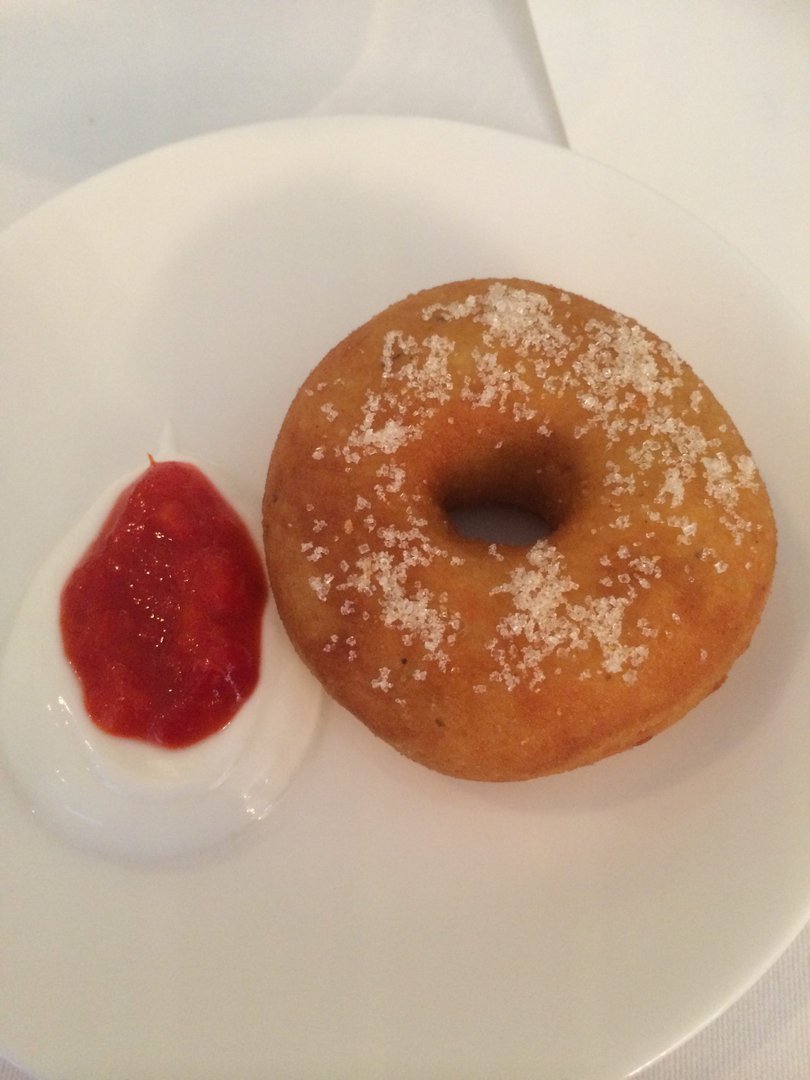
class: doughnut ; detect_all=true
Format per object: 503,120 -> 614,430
263,279 -> 776,781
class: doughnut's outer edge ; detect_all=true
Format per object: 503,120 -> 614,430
263,279 -> 776,782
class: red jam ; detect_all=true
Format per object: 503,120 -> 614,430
60,459 -> 268,748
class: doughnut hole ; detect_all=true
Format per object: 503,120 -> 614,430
437,433 -> 583,549
446,502 -> 551,546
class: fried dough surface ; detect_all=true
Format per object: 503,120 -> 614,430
264,280 -> 776,780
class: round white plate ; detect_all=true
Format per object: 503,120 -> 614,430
1,117 -> 808,1080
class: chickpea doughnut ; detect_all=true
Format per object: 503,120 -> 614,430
263,280 -> 775,781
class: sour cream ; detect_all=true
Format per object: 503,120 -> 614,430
0,455 -> 322,860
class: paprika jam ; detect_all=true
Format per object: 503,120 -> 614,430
60,459 -> 268,748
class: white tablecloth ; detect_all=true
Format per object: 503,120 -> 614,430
1,3 -> 808,1076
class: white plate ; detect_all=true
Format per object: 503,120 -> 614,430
1,117 -> 808,1080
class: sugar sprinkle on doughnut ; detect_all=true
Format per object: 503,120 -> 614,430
265,279 -> 775,781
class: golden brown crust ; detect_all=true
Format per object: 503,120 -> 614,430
263,280 -> 776,781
